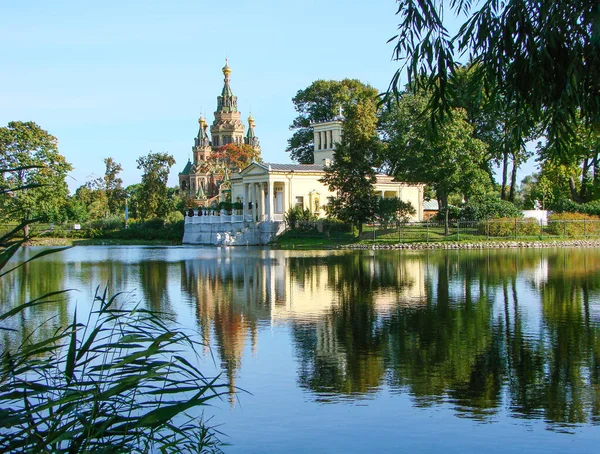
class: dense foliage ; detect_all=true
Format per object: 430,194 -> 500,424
388,0 -> 599,154
0,122 -> 72,230
321,94 -> 380,235
287,79 -> 379,163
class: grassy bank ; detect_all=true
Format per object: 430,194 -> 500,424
27,237 -> 181,246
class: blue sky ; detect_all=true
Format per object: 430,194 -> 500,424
1,0 -> 536,192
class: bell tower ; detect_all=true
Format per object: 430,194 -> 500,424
210,59 -> 245,147
312,109 -> 344,166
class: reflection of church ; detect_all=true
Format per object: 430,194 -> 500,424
181,250 -> 426,402
182,61 -> 425,245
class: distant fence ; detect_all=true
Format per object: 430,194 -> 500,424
0,222 -> 88,238
359,219 -> 600,243
282,219 -> 600,244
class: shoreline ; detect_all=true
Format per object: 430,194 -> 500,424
340,239 -> 600,250
26,237 -> 600,250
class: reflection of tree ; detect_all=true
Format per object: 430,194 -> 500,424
139,260 -> 170,312
533,250 -> 600,425
386,255 -> 503,418
0,251 -> 70,351
289,248 -> 600,429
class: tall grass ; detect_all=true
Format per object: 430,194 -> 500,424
0,219 -> 228,452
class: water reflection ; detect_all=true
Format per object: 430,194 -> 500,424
3,246 -> 600,432
179,248 -> 600,428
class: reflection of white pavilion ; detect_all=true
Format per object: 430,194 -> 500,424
184,250 -> 426,324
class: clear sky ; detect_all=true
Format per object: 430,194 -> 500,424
1,0 -> 536,193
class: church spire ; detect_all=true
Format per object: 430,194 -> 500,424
217,59 -> 237,112
245,113 -> 260,149
195,114 -> 210,147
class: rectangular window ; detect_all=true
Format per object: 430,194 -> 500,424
295,196 -> 304,208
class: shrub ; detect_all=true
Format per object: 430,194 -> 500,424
319,218 -> 353,233
285,206 -> 317,230
85,215 -> 123,231
142,218 -> 166,230
164,210 -> 184,224
218,201 -> 233,212
486,217 -> 540,238
547,212 -> 600,237
552,199 -> 600,216
461,197 -> 523,221
435,205 -> 461,222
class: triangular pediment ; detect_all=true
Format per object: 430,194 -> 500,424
239,161 -> 269,177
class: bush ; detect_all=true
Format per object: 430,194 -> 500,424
218,201 -> 233,212
547,212 -> 600,237
285,206 -> 317,230
552,199 -> 600,216
435,205 -> 461,222
461,197 -> 523,221
85,215 -> 123,231
164,210 -> 184,224
486,217 -> 541,237
319,218 -> 353,233
142,218 -> 166,230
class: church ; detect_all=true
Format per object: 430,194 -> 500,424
181,61 -> 424,245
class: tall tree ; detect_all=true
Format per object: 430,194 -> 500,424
102,157 -> 126,215
287,79 -> 379,164
136,152 -> 175,219
0,121 -> 72,234
388,0 -> 599,154
381,91 -> 489,234
321,95 -> 380,235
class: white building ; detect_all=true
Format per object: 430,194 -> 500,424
183,64 -> 424,245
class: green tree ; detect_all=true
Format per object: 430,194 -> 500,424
321,96 -> 380,235
0,121 -> 72,234
136,151 -> 175,220
537,114 -> 600,204
102,157 -> 126,215
375,197 -> 415,227
388,0 -> 598,153
287,79 -> 379,164
73,182 -> 109,220
381,92 -> 489,234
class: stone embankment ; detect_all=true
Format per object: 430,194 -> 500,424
342,240 -> 600,250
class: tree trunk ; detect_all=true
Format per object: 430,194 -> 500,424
580,158 -> 591,202
569,177 -> 580,202
508,151 -> 518,202
440,193 -> 449,236
501,148 -> 509,200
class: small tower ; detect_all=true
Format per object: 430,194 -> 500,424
312,108 -> 344,166
210,59 -> 245,147
244,113 -> 260,152
193,115 -> 212,164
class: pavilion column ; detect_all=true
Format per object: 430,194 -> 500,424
283,180 -> 290,217
259,183 -> 266,220
252,183 -> 258,222
244,183 -> 249,218
315,131 -> 321,150
267,180 -> 273,221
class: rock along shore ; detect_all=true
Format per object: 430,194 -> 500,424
340,240 -> 600,250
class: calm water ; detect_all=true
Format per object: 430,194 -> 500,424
3,246 -> 600,453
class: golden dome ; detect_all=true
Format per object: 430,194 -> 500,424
222,58 -> 232,76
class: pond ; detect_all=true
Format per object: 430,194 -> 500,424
3,246 -> 600,452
